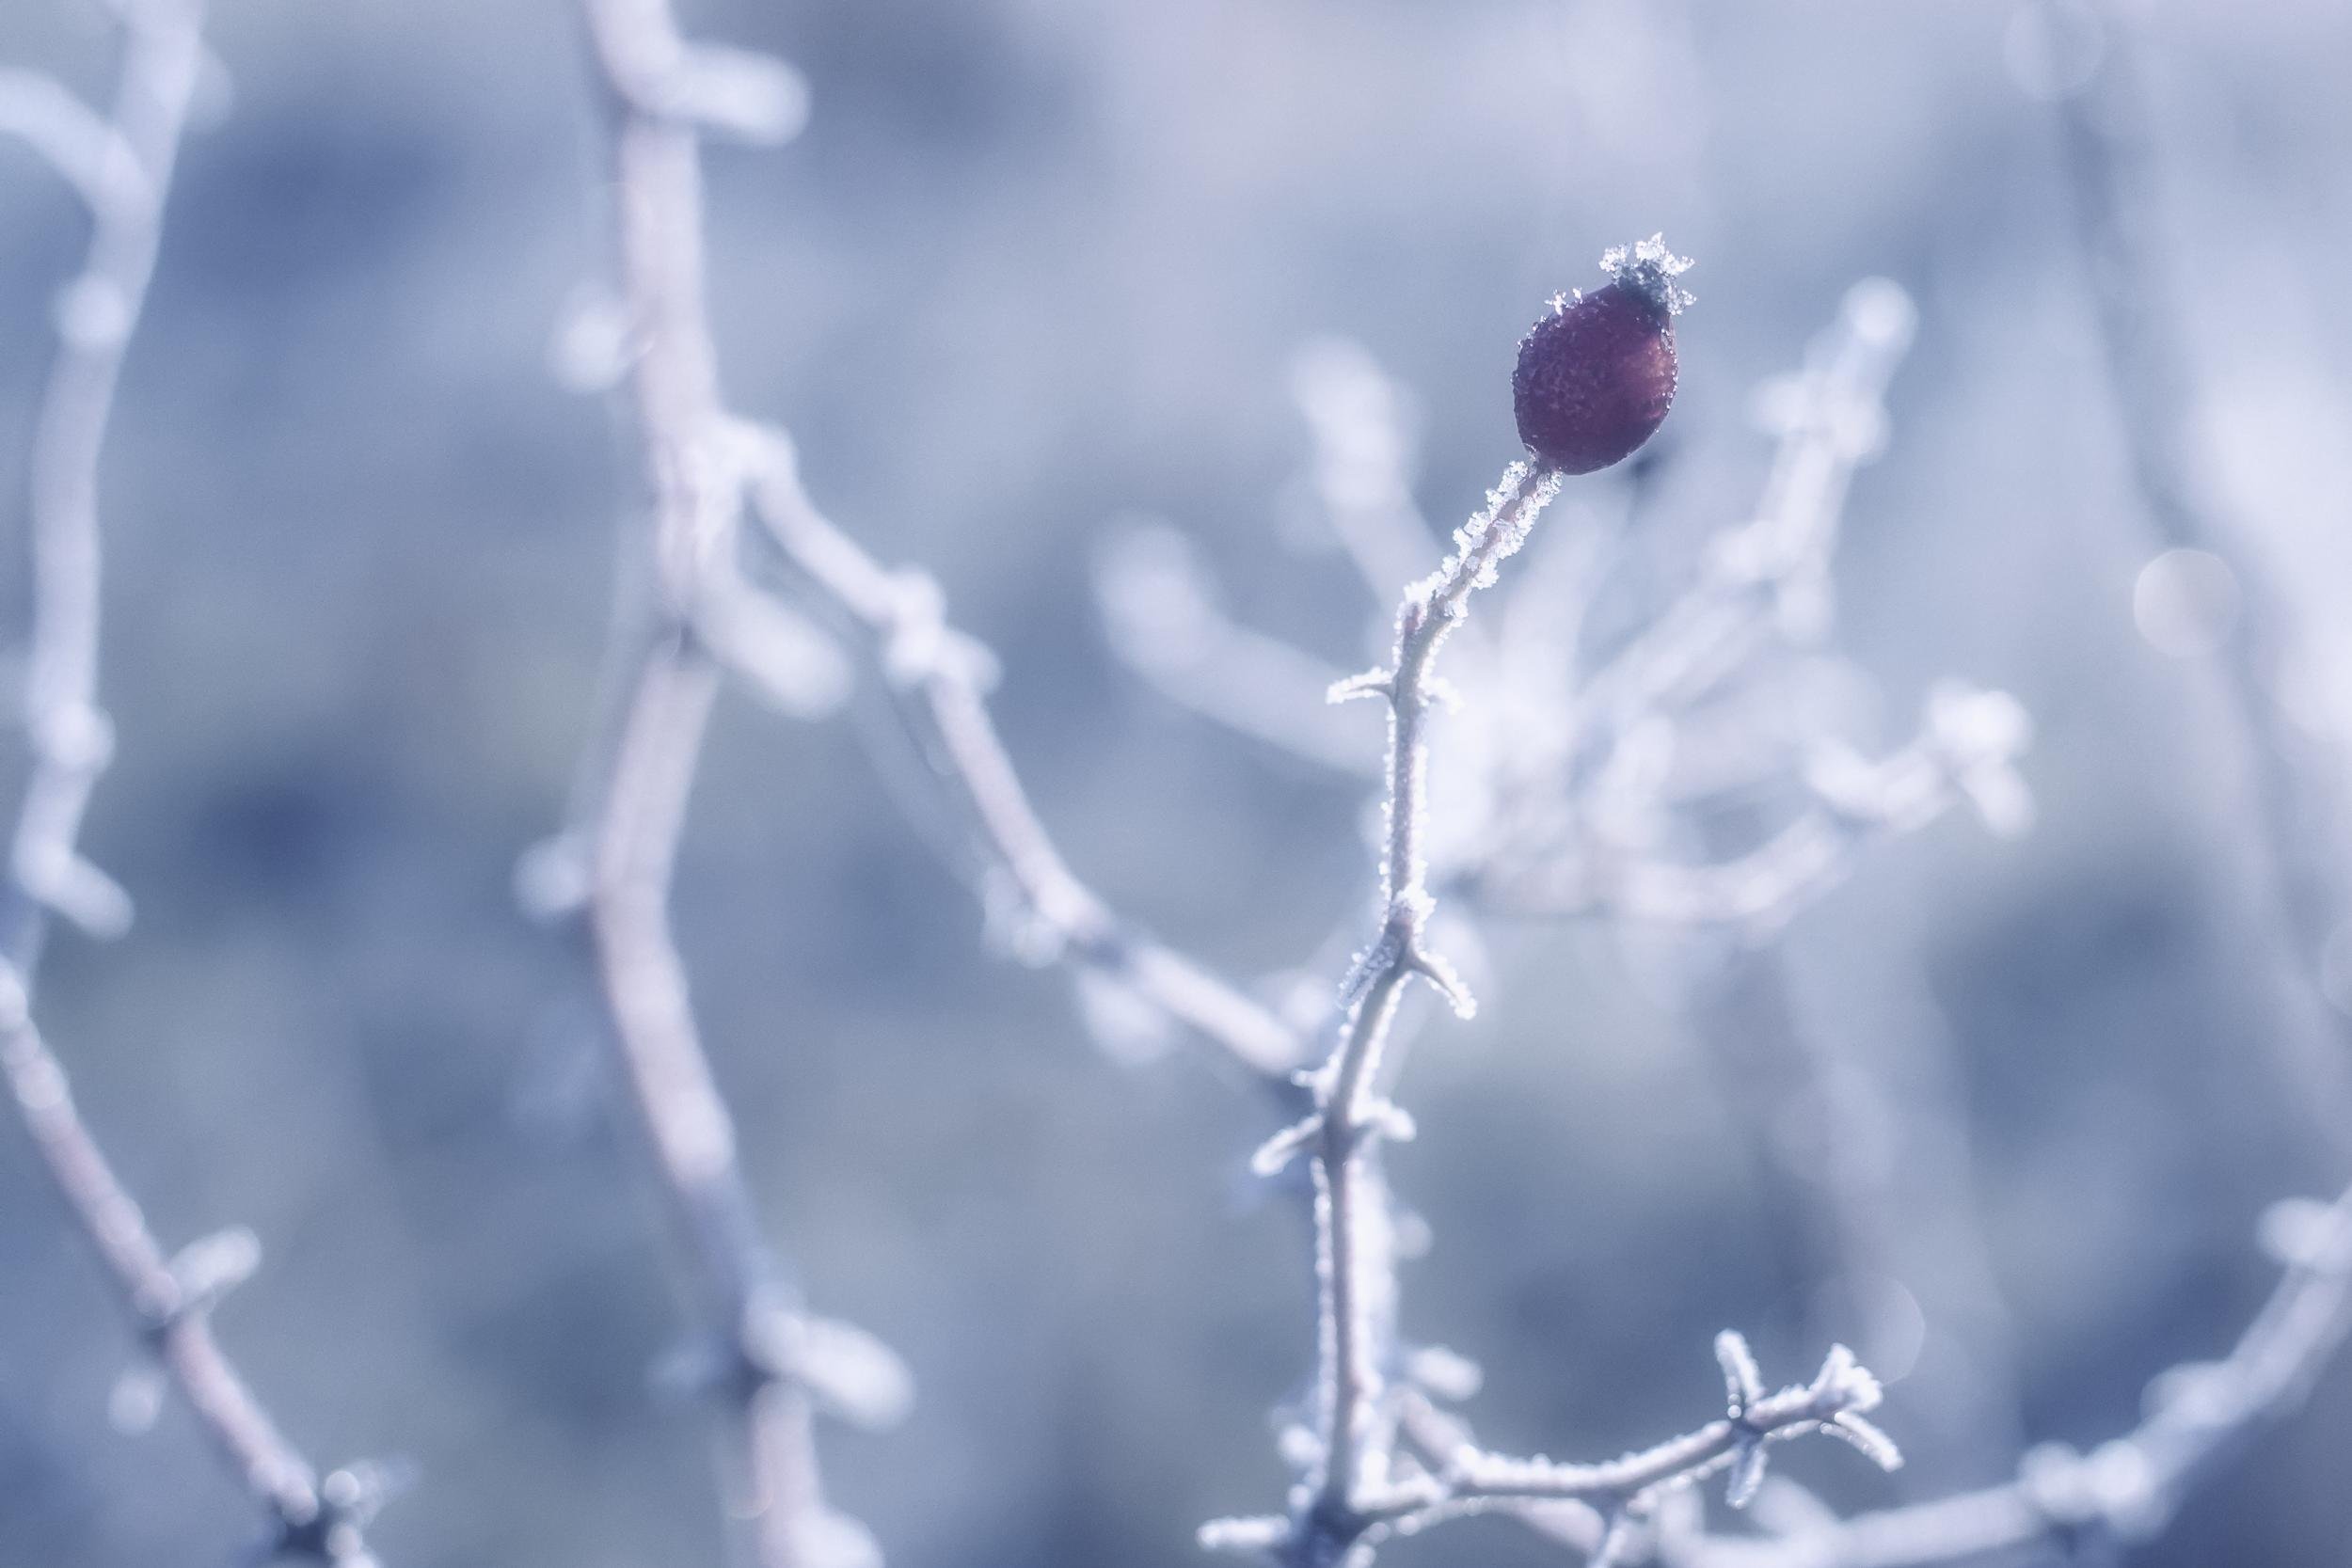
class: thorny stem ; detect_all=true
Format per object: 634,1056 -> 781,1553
1296,460 -> 1560,1552
0,4 -> 381,1560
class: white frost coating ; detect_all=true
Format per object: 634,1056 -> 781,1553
1600,232 -> 1697,315
1071,968 -> 1179,1066
1716,1329 -> 1767,1414
0,5 -> 401,1558
0,69 -> 149,214
565,7 -> 922,1565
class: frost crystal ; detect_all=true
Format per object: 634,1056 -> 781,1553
1599,233 -> 1697,316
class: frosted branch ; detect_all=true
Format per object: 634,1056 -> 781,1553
1365,1336 -> 1898,1548
1196,276 -> 1975,1568
1239,463 -> 1573,1566
731,424 -> 1307,1081
1579,277 -> 1915,737
568,4 -> 907,1563
1661,1188 -> 2352,1568
0,3 -> 387,1559
583,0 -> 809,146
1215,1335 -> 1898,1568
555,18 -> 1310,1555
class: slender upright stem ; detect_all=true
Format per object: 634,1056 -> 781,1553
1,0 -> 202,969
573,5 -> 895,1562
1287,462 -> 1557,1555
587,627 -> 832,1562
0,5 -> 377,1559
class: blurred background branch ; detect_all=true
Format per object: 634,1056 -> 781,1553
0,4 -> 387,1560
560,3 -> 908,1563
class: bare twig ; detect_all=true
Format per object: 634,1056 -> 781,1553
1474,281 -> 2026,929
0,983 -> 383,1563
729,427 -> 1307,1085
1096,520 -> 1376,777
531,89 -> 1304,1093
0,5 -> 385,1560
1659,1188 -> 2352,1568
1476,682 -> 2031,929
560,4 -> 1309,1548
1409,1336 -> 1895,1544
1319,1187 -> 2352,1568
1298,460 -> 1565,1543
532,2 -> 1301,1100
565,6 -> 914,1565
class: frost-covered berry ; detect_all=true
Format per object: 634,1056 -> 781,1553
1512,234 -> 1693,475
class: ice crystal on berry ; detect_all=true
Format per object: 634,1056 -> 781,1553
1599,231 -> 1696,316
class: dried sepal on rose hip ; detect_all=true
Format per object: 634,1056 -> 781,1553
1512,233 -> 1693,475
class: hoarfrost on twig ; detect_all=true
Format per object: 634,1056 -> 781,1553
0,5 -> 389,1558
561,3 -> 912,1562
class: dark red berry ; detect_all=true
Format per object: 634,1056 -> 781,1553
1512,235 -> 1692,475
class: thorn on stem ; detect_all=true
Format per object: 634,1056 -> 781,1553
1407,947 -> 1476,1019
1327,667 -> 1395,705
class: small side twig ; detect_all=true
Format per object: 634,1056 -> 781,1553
729,427 -> 1306,1085
1659,1187 -> 2352,1568
0,5 -> 385,1560
1408,1336 -> 1895,1549
0,985 -> 384,1563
